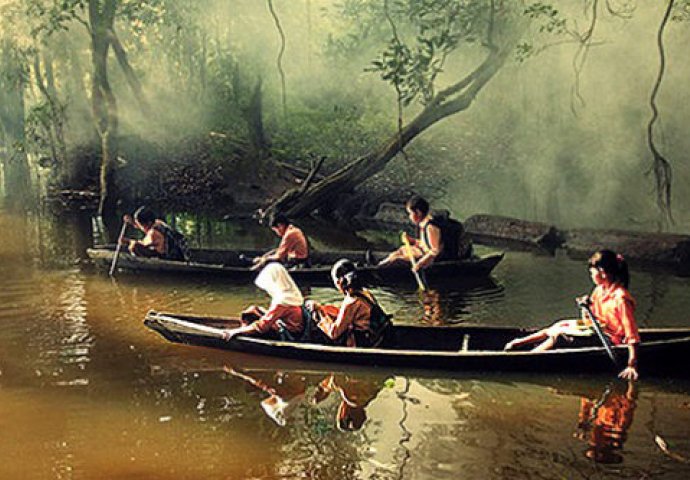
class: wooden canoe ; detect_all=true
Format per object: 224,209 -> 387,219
144,310 -> 690,376
87,246 -> 503,286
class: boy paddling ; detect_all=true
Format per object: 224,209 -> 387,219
251,213 -> 310,270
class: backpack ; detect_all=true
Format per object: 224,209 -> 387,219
422,210 -> 473,261
154,222 -> 191,262
353,292 -> 392,347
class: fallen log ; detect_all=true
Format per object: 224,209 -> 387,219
352,202 -> 409,231
562,228 -> 690,276
464,214 -> 563,254
46,189 -> 100,211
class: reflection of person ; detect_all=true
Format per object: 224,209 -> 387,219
504,250 -> 640,380
307,259 -> 390,347
422,289 -> 444,326
312,374 -> 387,431
222,263 -> 305,341
575,381 -> 638,464
224,367 -> 307,427
252,213 -> 310,270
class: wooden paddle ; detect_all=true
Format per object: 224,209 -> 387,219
401,232 -> 426,291
109,221 -> 128,277
578,300 -> 618,365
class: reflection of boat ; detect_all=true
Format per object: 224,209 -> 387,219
575,381 -> 638,464
87,246 -> 503,286
144,311 -> 690,376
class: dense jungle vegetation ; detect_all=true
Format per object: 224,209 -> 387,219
1,0 -> 689,231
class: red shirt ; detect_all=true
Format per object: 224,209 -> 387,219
275,225 -> 309,261
589,284 -> 640,345
253,304 -> 304,334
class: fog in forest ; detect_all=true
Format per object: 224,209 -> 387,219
1,0 -> 688,231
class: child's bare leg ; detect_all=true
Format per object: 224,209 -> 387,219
504,330 -> 548,350
377,248 -> 409,268
532,335 -> 558,352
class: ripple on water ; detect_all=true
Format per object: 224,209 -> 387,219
21,269 -> 95,388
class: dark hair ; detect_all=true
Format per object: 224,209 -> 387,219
405,195 -> 430,216
269,213 -> 290,228
589,249 -> 630,288
133,206 -> 157,226
331,258 -> 363,291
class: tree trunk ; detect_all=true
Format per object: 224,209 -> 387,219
245,77 -> 269,156
33,52 -> 68,182
265,45 -> 511,219
0,39 -> 31,209
107,28 -> 150,115
88,0 -> 119,219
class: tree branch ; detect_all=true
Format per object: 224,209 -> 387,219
107,28 -> 151,116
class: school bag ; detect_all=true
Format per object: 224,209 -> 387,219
420,210 -> 473,260
154,222 -> 191,262
353,293 -> 392,347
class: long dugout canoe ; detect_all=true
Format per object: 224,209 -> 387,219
86,246 -> 503,287
144,311 -> 690,377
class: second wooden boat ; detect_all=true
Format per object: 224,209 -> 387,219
87,246 -> 503,287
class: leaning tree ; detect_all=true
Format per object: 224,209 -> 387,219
264,0 -> 682,229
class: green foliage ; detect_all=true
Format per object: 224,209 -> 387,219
323,0 -> 390,61
672,0 -> 690,21
269,96 -> 390,170
24,0 -> 86,41
523,3 -> 567,34
367,0 -> 486,106
515,2 -> 568,62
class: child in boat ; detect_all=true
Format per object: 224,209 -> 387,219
504,250 -> 640,380
376,195 -> 443,272
307,259 -> 390,348
252,213 -> 310,270
121,207 -> 188,260
221,262 -> 305,341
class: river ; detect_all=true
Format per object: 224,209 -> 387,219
1,207 -> 689,479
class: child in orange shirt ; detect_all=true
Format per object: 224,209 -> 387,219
504,250 -> 640,380
251,213 -> 310,270
307,259 -> 388,347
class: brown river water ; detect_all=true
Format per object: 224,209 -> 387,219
1,208 -> 690,479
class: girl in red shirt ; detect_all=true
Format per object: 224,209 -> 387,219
505,250 -> 640,380
222,262 -> 305,340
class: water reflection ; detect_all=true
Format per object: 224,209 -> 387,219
388,279 -> 505,325
3,207 -> 690,478
575,381 -> 638,464
224,366 -> 390,431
